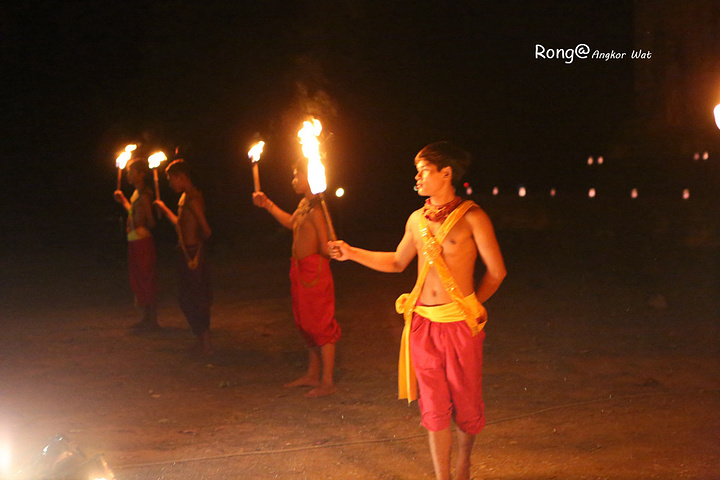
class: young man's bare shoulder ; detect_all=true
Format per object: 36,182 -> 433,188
462,203 -> 493,227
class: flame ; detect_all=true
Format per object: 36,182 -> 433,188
148,151 -> 167,169
298,118 -> 326,195
714,104 -> 720,130
116,151 -> 132,169
125,144 -> 137,153
248,141 -> 265,163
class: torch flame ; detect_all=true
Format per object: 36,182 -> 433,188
116,151 -> 132,169
148,151 -> 167,170
248,141 -> 265,163
125,144 -> 137,153
298,118 -> 326,195
714,104 -> 720,130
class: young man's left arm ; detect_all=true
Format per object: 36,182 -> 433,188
310,206 -> 330,257
466,206 -> 506,303
188,198 -> 212,240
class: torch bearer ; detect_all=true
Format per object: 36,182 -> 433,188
248,141 -> 265,192
298,118 -> 337,241
115,144 -> 137,190
148,151 -> 167,200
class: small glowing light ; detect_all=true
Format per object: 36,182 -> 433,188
550,188 -> 556,197
588,188 -> 596,198
683,188 -> 690,200
147,151 -> 167,169
518,186 -> 526,197
463,182 -> 469,188
248,141 -> 265,163
693,152 -> 700,161
465,186 -> 473,195
335,187 -> 344,198
631,188 -> 638,199
597,156 -> 604,165
702,151 -> 709,160
492,187 -> 499,196
714,104 -> 720,130
587,156 -> 594,166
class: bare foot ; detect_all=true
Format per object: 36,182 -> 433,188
284,376 -> 320,388
304,383 -> 337,397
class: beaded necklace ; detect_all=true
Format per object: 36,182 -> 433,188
421,196 -> 463,223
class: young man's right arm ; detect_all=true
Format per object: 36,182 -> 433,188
252,192 -> 293,229
329,214 -> 417,273
153,200 -> 178,226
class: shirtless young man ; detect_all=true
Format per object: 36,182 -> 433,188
114,157 -> 159,330
252,160 -> 340,398
329,142 -> 506,480
154,160 -> 213,356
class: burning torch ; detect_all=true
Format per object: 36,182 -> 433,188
298,118 -> 337,241
148,151 -> 167,200
248,141 -> 265,192
115,144 -> 136,190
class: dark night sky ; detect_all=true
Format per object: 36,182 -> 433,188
0,0 -> 637,247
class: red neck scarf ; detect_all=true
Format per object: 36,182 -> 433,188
422,196 -> 463,223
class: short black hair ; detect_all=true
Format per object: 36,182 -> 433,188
165,159 -> 191,178
414,141 -> 471,188
127,157 -> 149,176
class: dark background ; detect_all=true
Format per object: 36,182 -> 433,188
1,0 -> 715,254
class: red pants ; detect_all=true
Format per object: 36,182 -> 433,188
290,255 -> 341,347
410,312 -> 486,434
128,236 -> 157,307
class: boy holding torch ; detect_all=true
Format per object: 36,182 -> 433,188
114,157 -> 159,330
252,159 -> 341,398
329,142 -> 506,480
154,160 -> 213,356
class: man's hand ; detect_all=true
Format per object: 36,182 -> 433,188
252,191 -> 271,209
153,199 -> 167,217
328,240 -> 351,261
113,190 -> 125,204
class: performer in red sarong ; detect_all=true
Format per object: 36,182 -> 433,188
253,159 -> 340,398
114,157 -> 159,330
330,142 -> 506,480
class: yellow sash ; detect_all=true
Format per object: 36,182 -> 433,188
395,200 -> 488,403
127,226 -> 151,242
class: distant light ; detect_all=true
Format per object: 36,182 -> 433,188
518,186 -> 526,197
683,188 -> 690,200
693,152 -> 700,161
631,188 -> 638,199
335,187 -> 345,198
492,187 -> 499,196
465,186 -> 473,195
587,156 -> 594,166
463,182 -> 469,188
550,188 -> 556,197
588,188 -> 596,198
702,151 -> 709,160
597,156 -> 604,165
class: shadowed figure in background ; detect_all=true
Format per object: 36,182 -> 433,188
252,158 -> 340,398
154,159 -> 213,356
329,142 -> 506,480
114,156 -> 159,331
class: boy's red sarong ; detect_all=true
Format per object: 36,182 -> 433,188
410,309 -> 486,434
128,236 -> 157,307
289,254 -> 341,347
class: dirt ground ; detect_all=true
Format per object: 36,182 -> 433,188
1,197 -> 719,480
